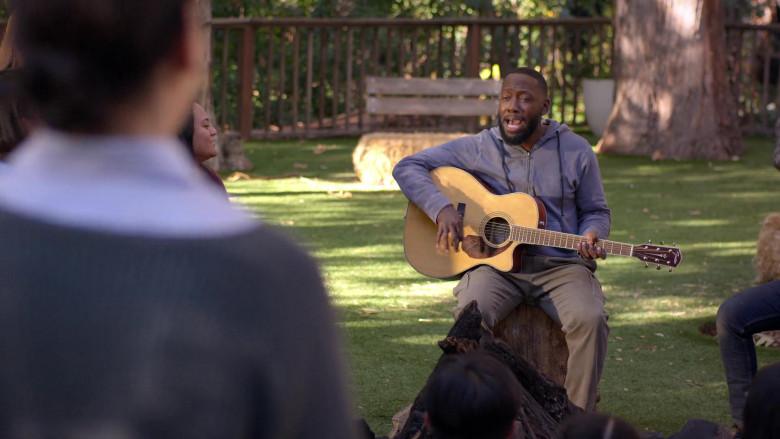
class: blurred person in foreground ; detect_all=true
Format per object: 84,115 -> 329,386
423,351 -> 521,439
178,102 -> 226,194
0,69 -> 30,169
555,412 -> 639,439
0,1 -> 357,438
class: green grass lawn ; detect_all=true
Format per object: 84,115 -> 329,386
224,131 -> 780,437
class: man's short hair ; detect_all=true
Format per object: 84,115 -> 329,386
424,351 -> 521,439
504,67 -> 548,97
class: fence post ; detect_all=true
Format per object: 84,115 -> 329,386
238,24 -> 255,140
465,22 -> 482,131
465,22 -> 481,78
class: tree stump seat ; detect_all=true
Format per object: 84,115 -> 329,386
492,303 -> 569,387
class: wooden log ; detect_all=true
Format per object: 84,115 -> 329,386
492,303 -> 569,388
352,132 -> 466,185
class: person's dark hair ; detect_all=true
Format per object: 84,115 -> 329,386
177,108 -> 195,154
0,69 -> 28,157
556,412 -> 640,439
743,362 -> 780,439
505,67 -> 548,97
15,0 -> 189,132
424,351 -> 521,439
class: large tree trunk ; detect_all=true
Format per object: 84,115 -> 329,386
597,0 -> 745,160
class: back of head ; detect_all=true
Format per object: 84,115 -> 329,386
556,412 -> 640,439
743,362 -> 780,439
424,351 -> 521,439
15,0 -> 189,132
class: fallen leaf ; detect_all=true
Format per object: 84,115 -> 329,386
293,163 -> 308,169
689,210 -> 701,215
360,308 -> 381,314
313,144 -> 329,154
226,171 -> 251,181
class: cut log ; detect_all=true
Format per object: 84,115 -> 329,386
492,303 -> 569,388
352,132 -> 466,185
392,301 -> 581,439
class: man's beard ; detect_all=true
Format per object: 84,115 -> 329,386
498,111 -> 541,146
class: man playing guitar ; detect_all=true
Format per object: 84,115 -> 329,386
393,67 -> 610,411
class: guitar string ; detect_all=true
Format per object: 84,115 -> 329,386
457,214 -> 658,258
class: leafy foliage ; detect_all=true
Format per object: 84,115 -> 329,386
210,0 -> 615,18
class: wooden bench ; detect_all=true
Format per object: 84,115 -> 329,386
364,76 -> 501,119
353,76 -> 501,185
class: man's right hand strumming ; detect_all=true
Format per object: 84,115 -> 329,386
436,205 -> 464,253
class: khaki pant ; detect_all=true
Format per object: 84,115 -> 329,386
452,256 -> 609,411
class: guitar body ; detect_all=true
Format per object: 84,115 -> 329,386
403,167 -> 546,278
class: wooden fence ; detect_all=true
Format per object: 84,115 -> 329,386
3,18 -> 780,138
209,17 -> 614,139
209,17 -> 780,140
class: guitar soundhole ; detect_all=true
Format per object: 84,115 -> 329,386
483,216 -> 510,248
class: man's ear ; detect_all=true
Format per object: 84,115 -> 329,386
542,97 -> 551,116
423,412 -> 431,429
505,420 -> 518,439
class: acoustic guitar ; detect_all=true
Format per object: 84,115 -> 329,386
403,167 -> 682,279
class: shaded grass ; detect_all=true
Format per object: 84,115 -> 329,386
225,133 -> 780,436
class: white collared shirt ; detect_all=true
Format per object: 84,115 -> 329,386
0,130 -> 257,237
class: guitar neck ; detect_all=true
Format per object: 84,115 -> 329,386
511,225 -> 634,257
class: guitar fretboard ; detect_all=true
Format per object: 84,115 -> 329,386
510,225 -> 634,257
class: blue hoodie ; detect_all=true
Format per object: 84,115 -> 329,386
392,119 -> 611,259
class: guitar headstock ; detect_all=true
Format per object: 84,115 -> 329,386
633,241 -> 682,271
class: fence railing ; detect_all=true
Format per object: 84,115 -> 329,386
726,23 -> 780,136
209,17 -> 614,140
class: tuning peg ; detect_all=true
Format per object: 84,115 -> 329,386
656,265 -> 661,270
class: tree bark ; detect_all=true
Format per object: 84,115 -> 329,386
597,0 -> 745,160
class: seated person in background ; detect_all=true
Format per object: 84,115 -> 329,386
178,102 -> 226,194
716,151 -> 780,438
0,0 -> 357,437
423,351 -> 521,439
742,362 -> 780,439
555,412 -> 639,439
